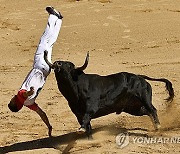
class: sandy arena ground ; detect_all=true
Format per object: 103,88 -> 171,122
0,0 -> 180,153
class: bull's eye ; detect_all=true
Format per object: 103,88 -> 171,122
57,62 -> 62,66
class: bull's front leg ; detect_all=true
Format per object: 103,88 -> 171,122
77,113 -> 92,137
77,97 -> 98,138
86,122 -> 93,139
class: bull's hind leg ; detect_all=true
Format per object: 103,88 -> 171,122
144,102 -> 161,130
139,105 -> 161,130
148,107 -> 161,130
141,86 -> 161,130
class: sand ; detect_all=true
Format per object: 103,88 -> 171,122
0,0 -> 180,153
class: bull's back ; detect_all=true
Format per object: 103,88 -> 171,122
80,72 -> 147,118
78,73 -> 127,109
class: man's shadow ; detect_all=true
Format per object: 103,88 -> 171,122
0,132 -> 81,154
0,126 -> 148,154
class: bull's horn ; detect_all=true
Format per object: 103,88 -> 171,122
76,51 -> 89,71
44,51 -> 54,69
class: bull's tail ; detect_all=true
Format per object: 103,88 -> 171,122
138,75 -> 174,102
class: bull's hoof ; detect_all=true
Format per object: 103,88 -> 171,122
76,127 -> 86,134
88,135 -> 93,140
156,124 -> 161,130
154,124 -> 161,131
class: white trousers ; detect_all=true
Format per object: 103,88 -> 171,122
34,14 -> 62,76
20,15 -> 62,106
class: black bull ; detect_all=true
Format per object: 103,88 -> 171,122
44,51 -> 174,137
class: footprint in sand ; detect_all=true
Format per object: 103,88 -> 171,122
107,15 -> 139,42
122,29 -> 131,39
122,35 -> 130,39
107,15 -> 128,28
103,23 -> 109,26
124,29 -> 130,33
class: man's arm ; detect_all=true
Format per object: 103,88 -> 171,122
24,87 -> 52,137
35,106 -> 52,137
23,87 -> 34,98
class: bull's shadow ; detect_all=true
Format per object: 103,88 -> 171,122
0,126 -> 148,154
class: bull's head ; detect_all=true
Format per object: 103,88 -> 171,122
44,51 -> 89,74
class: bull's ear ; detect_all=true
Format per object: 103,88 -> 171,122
70,69 -> 79,81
